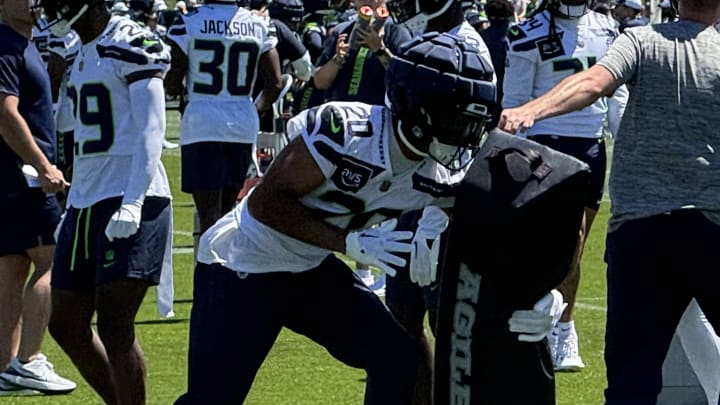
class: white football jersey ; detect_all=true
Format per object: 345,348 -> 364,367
198,102 -> 463,274
166,5 -> 278,145
66,16 -> 171,208
503,10 -> 618,138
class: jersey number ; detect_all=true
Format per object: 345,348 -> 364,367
552,56 -> 597,73
67,83 -> 115,156
193,39 -> 259,96
315,190 -> 402,230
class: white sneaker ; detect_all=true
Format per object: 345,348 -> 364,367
0,377 -> 42,396
554,327 -> 585,372
0,354 -> 77,394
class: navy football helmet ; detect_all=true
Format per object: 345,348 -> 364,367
386,32 -> 496,170
269,0 -> 305,24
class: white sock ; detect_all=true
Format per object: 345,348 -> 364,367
558,320 -> 574,334
356,269 -> 372,279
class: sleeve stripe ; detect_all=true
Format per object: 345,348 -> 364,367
98,44 -> 149,65
168,26 -> 187,36
126,69 -> 164,84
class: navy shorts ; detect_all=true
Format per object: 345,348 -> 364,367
52,196 -> 170,291
527,135 -> 606,209
0,190 -> 61,257
181,141 -> 253,193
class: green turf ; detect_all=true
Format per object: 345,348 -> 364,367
2,111 -> 610,404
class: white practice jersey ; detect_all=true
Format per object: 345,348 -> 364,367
503,10 -> 618,138
66,16 -> 171,208
166,5 -> 278,145
198,102 -> 463,274
449,21 -> 496,83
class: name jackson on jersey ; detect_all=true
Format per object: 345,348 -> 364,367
199,19 -> 260,35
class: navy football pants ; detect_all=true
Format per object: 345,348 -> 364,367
175,256 -> 419,405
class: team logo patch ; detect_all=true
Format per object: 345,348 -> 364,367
332,158 -> 376,192
536,36 -> 565,61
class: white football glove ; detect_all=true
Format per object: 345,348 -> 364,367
410,206 -> 449,287
54,212 -> 66,243
345,218 -> 413,277
104,202 -> 143,242
508,289 -> 566,342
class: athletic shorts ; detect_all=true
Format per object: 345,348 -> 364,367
0,189 -> 61,257
181,141 -> 253,193
52,196 -> 170,291
527,135 -> 606,210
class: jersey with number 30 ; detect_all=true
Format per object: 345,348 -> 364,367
167,5 -> 277,145
503,10 -> 618,138
66,16 -> 171,208
197,102 -> 463,274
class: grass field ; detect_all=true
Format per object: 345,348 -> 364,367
2,110 -> 611,404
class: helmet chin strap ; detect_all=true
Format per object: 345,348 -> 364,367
396,120 -> 429,158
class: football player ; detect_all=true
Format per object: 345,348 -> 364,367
384,0 -> 497,400
175,32 -> 505,404
165,0 -> 282,245
35,0 -> 173,402
501,0 -> 619,371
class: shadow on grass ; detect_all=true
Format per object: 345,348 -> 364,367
136,318 -> 189,325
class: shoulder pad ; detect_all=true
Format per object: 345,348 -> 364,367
306,105 -> 346,147
99,20 -> 170,65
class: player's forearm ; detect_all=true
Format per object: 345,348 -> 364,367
0,98 -> 54,172
256,49 -> 282,113
123,78 -> 166,205
248,184 -> 347,253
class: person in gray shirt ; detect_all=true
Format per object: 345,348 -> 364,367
497,0 -> 720,402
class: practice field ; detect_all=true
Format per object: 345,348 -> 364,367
3,110 -> 611,404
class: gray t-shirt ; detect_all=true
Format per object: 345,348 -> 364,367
598,21 -> 720,230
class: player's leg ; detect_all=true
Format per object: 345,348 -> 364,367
0,254 -> 31,371
530,135 -> 605,371
219,142 -> 253,216
93,196 -> 171,405
386,209 -> 433,405
604,214 -> 691,405
49,206 -> 115,402
175,263 -> 283,404
286,255 -> 419,405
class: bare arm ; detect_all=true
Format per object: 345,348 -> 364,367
164,39 -> 188,97
247,136 -> 348,252
255,48 -> 282,114
313,33 -> 349,90
0,93 -> 68,192
498,64 -> 619,134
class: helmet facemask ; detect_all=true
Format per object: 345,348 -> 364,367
37,0 -> 97,36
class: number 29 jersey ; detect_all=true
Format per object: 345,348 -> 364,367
197,102 -> 463,274
166,5 -> 278,145
66,16 -> 171,208
503,10 -> 618,138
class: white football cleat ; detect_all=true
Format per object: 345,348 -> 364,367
554,327 -> 585,372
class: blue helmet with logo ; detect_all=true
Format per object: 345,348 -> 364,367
385,32 -> 497,170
